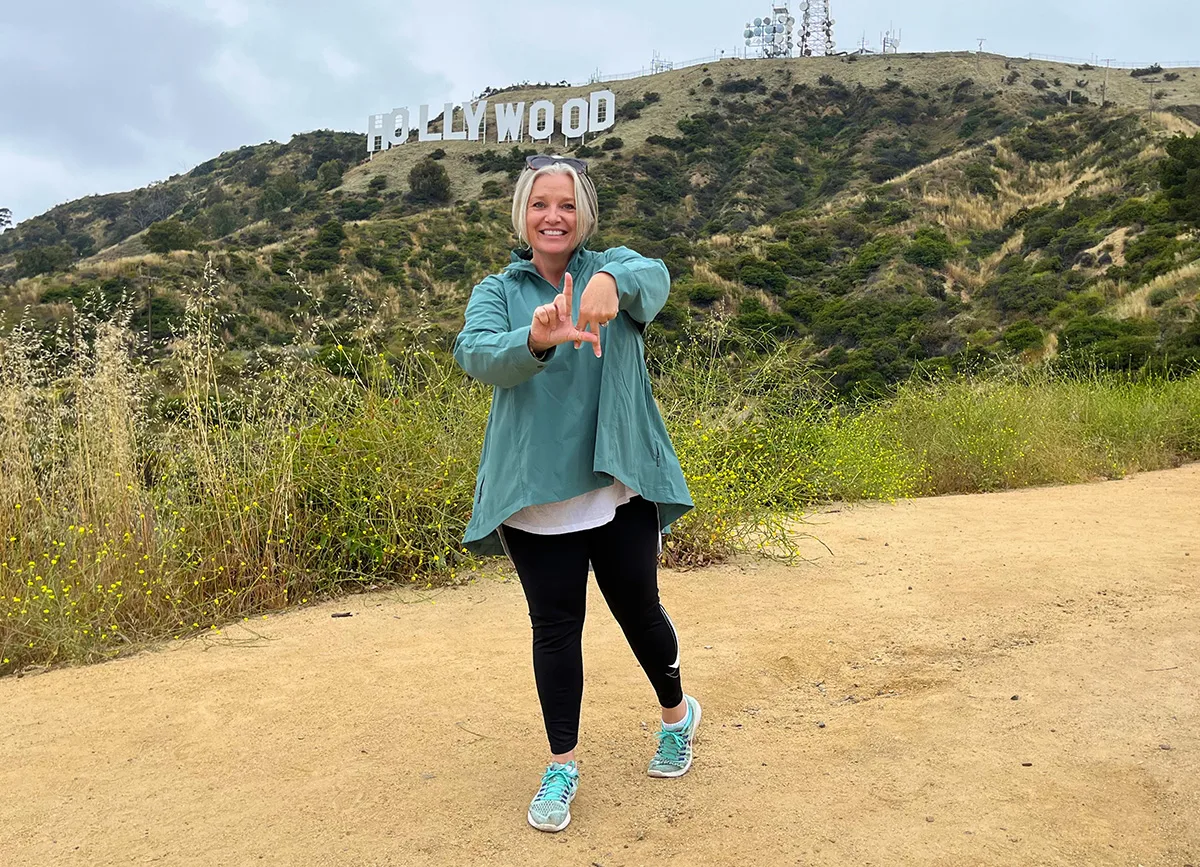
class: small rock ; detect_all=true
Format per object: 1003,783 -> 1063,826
1159,744 -> 1172,750
704,645 -> 713,650
817,722 -> 826,728
1011,695 -> 1020,701
331,612 -> 353,619
1021,762 -> 1033,767
908,586 -> 913,591
926,816 -> 934,823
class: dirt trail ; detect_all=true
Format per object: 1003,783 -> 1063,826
2,466 -> 1198,866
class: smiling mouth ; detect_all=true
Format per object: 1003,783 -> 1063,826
540,230 -> 567,236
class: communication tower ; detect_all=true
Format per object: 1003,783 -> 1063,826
651,51 -> 674,74
797,0 -> 836,57
743,4 -> 796,59
881,26 -> 901,54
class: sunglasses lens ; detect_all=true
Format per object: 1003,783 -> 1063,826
526,155 -> 588,174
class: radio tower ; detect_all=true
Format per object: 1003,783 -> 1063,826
798,0 -> 836,57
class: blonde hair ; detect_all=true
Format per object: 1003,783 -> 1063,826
511,161 -> 600,249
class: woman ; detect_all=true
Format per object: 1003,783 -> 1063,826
453,154 -> 699,833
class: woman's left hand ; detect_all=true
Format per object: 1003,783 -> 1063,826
575,272 -> 619,357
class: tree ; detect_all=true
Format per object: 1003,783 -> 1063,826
144,219 -> 200,253
1161,133 -> 1200,226
0,207 -> 11,231
15,244 -> 74,278
407,158 -> 452,205
316,159 -> 345,191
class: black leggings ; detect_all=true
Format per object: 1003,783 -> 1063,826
499,496 -> 684,755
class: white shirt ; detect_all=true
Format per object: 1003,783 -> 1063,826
503,478 -> 638,535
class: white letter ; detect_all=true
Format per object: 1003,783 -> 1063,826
495,102 -> 525,142
443,102 -> 466,141
561,97 -> 588,138
588,90 -> 616,133
418,104 -> 442,142
367,113 -> 387,154
388,108 -> 410,147
465,99 -> 488,141
529,99 -> 554,141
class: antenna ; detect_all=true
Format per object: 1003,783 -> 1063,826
795,0 -> 835,57
881,25 -> 901,55
1101,57 -> 1115,106
651,50 -> 674,74
743,3 -> 797,59
977,38 -> 986,53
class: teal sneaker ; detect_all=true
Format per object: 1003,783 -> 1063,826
648,694 -> 702,778
527,760 -> 579,832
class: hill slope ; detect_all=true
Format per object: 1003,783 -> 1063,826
2,51 -> 1199,392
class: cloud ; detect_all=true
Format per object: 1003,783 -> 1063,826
5,0 -> 1199,224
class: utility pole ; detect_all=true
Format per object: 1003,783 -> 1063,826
1101,58 -> 1115,106
977,38 -> 986,53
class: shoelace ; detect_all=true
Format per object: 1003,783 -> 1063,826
535,767 -> 576,804
654,727 -> 688,763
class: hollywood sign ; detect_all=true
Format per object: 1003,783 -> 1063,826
366,90 -> 616,155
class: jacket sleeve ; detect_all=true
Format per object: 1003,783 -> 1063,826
453,275 -> 556,388
596,246 -> 671,325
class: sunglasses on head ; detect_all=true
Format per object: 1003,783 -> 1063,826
525,154 -> 589,174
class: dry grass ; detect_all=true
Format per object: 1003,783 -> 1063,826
1148,110 -> 1200,137
693,263 -> 742,295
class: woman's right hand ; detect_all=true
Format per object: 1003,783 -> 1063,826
529,272 -> 601,355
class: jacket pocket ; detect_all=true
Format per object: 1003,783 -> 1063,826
654,443 -> 661,467
475,477 -> 485,504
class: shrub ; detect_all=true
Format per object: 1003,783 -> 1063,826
144,219 -> 200,253
688,283 -> 723,306
601,137 -> 624,151
904,227 -> 956,269
316,159 -> 345,190
368,175 -> 388,192
616,100 -> 644,120
1031,78 -> 1049,90
430,148 -> 446,160
1004,319 -> 1044,353
1160,132 -> 1200,225
15,244 -> 75,277
407,158 -> 452,205
1164,72 -> 1181,82
643,91 -> 661,103
1148,286 -> 1177,307
1130,64 -> 1163,78
480,180 -> 505,199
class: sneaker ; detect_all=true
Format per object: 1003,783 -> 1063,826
527,760 -> 579,832
648,694 -> 702,778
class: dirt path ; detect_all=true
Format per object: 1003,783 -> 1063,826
2,466 -> 1198,867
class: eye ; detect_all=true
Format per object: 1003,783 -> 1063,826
562,203 -> 576,211
531,201 -> 546,209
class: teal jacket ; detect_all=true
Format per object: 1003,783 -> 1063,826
453,245 -> 693,556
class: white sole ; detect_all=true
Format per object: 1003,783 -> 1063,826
648,697 -> 702,778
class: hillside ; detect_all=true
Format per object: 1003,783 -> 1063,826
2,51 -> 1199,392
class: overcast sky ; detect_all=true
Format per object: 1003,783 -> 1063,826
3,0 -> 1197,224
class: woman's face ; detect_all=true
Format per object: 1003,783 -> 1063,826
526,172 -> 578,258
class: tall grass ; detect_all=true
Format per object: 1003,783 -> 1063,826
3,283 -> 1199,675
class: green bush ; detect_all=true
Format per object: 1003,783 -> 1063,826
601,137 -> 625,151
407,159 -> 452,205
15,243 -> 75,278
145,219 -> 201,253
904,227 -> 956,269
688,283 -> 723,306
1004,319 -> 1044,353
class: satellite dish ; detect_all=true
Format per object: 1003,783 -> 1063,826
744,28 -> 752,37
745,37 -> 752,45
754,17 -> 762,25
764,16 -> 772,24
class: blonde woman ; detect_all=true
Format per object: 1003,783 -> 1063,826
453,155 -> 699,832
